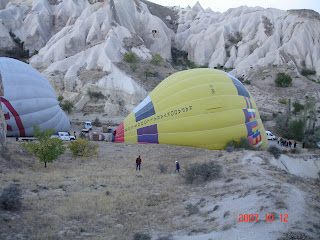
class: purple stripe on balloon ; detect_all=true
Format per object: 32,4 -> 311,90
138,134 -> 159,144
243,109 -> 250,123
137,124 -> 158,135
137,124 -> 159,144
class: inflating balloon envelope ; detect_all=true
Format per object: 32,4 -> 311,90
115,68 -> 268,150
0,57 -> 70,137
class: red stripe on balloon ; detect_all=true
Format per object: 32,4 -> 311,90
0,97 -> 25,136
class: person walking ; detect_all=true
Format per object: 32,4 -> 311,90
294,141 -> 297,149
74,131 -> 77,140
175,161 -> 180,174
136,155 -> 141,171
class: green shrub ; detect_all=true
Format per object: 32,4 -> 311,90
187,60 -> 197,69
68,138 -> 98,157
278,98 -> 287,104
124,52 -> 138,63
130,64 -> 138,72
260,115 -> 267,122
244,80 -> 251,84
57,95 -> 64,102
0,185 -> 23,211
59,100 -> 74,114
183,161 -> 222,184
150,54 -> 163,65
237,137 -> 253,150
267,145 -> 281,159
301,68 -> 316,76
225,137 -> 253,150
23,125 -> 66,167
275,73 -> 292,87
293,101 -> 304,114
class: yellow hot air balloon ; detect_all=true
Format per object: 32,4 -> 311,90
115,68 -> 267,150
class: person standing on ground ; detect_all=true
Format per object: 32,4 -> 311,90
136,155 -> 141,171
74,131 -> 77,140
278,137 -> 280,145
175,161 -> 180,174
294,141 -> 297,149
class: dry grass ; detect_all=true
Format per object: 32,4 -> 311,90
0,141 -> 319,239
0,141 -> 216,239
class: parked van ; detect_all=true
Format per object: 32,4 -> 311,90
266,131 -> 276,140
84,121 -> 92,130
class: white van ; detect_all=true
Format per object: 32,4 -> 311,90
84,121 -> 92,130
266,131 -> 276,140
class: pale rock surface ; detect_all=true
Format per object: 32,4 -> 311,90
0,0 -> 174,116
175,6 -> 320,76
0,21 -> 15,50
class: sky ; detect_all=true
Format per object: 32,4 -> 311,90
147,0 -> 320,14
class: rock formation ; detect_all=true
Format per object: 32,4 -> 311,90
175,6 -> 320,77
0,0 -> 319,118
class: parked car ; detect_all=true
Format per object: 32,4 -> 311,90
266,130 -> 276,140
51,132 -> 76,141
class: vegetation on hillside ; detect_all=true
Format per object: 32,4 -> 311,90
275,97 -> 320,147
275,72 -> 292,87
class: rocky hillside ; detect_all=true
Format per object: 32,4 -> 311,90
0,0 -> 319,122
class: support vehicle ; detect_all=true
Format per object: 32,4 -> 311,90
51,132 -> 76,141
265,131 -> 276,140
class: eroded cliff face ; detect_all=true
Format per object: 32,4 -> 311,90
175,6 -> 320,77
0,0 -> 319,118
0,0 -> 175,116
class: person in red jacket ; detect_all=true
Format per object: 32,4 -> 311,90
136,155 -> 141,171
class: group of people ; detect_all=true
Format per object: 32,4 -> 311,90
277,137 -> 296,148
136,155 -> 180,173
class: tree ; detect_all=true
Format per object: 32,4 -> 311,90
142,65 -> 156,80
93,117 -> 101,127
59,100 -> 74,114
23,125 -> 66,168
275,73 -> 292,87
289,119 -> 305,141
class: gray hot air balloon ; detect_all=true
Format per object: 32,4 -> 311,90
0,57 -> 70,137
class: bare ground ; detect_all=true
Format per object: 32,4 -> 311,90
0,140 -> 319,240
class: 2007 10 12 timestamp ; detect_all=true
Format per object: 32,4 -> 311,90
239,214 -> 288,222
